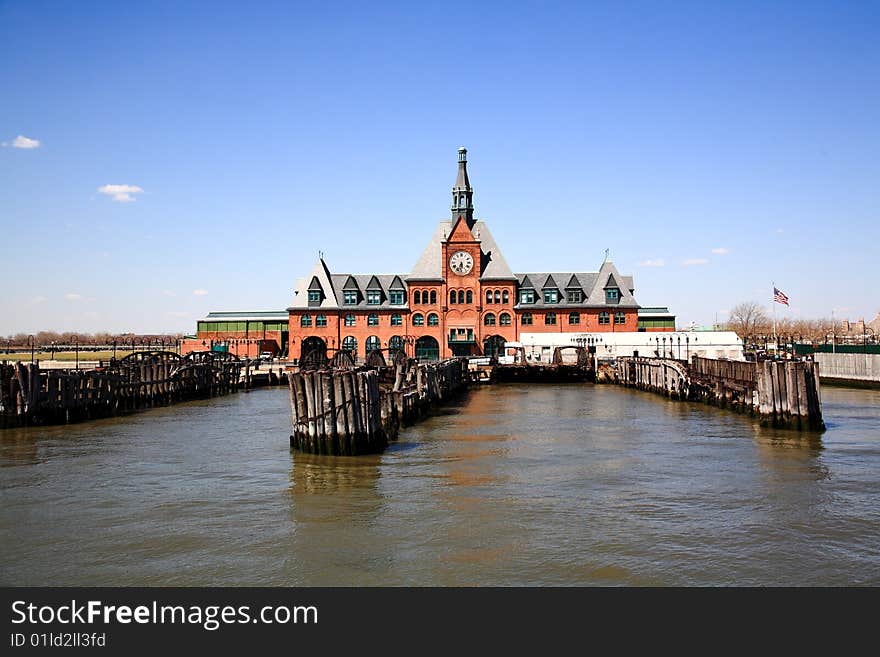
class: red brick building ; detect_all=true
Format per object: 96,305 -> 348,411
287,148 -> 662,363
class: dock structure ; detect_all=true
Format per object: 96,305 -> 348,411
611,356 -> 824,431
0,351 -> 243,428
288,357 -> 469,455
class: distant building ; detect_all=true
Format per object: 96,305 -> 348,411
637,307 -> 676,332
183,148 -> 678,361
285,148 -> 675,362
180,311 -> 288,357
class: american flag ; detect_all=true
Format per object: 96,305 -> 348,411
773,287 -> 790,306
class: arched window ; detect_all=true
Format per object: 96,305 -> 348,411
415,336 -> 439,361
614,311 -> 626,325
494,290 -> 500,304
486,290 -> 492,304
466,290 -> 473,304
412,313 -> 425,326
389,335 -> 404,355
342,336 -> 357,353
569,312 -> 580,325
502,290 -> 509,304
457,290 -> 465,304
427,313 -> 439,326
366,336 -> 380,352
500,313 -> 511,326
414,290 -> 421,304
391,313 -> 402,326
450,290 -> 456,305
300,315 -> 312,327
344,314 -> 356,327
521,313 -> 533,326
430,291 -> 436,304
545,312 -> 557,325
316,314 -> 327,327
484,313 -> 496,326
599,311 -> 610,325
368,313 -> 379,326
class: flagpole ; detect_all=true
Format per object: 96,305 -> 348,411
772,282 -> 777,349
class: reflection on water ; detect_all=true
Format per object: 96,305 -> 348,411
1,384 -> 879,586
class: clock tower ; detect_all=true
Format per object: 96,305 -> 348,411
442,148 -> 483,355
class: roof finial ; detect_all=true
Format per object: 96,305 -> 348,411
604,248 -> 610,263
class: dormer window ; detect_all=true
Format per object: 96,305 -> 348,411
567,290 -> 583,303
543,289 -> 559,304
308,290 -> 321,304
520,289 -> 535,304
367,290 -> 381,305
389,290 -> 404,305
343,291 -> 358,305
605,288 -> 620,304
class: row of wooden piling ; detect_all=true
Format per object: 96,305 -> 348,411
613,356 -> 824,431
0,356 -> 241,428
288,358 -> 470,455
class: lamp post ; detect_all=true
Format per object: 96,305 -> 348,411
74,336 -> 79,370
27,335 -> 35,363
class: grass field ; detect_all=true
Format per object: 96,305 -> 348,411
2,350 -> 143,362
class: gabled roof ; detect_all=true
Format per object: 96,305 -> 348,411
328,274 -> 410,310
307,276 -> 323,291
448,216 -> 476,242
542,274 -> 558,289
365,275 -> 383,291
407,220 -> 516,281
584,260 -> 639,307
288,258 -> 339,310
513,268 -> 639,309
342,275 -> 361,291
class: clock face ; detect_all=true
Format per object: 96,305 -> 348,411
449,250 -> 474,276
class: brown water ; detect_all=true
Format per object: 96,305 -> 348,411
1,384 -> 878,586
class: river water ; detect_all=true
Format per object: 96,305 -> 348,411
1,384 -> 878,586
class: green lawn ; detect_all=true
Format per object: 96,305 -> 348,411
2,350 -> 144,362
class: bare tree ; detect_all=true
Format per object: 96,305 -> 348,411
727,302 -> 769,338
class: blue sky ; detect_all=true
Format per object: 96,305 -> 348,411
2,0 -> 878,334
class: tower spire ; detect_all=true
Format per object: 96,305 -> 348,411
451,147 -> 474,226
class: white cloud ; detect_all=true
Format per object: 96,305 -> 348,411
97,184 -> 144,202
3,135 -> 41,149
193,289 -> 209,296
682,258 -> 709,266
65,293 -> 82,301
28,295 -> 47,305
639,259 -> 665,267
711,247 -> 730,255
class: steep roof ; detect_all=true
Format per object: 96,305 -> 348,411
407,220 -> 516,281
513,268 -> 639,310
329,274 -> 409,310
288,258 -> 339,310
584,260 -> 639,307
